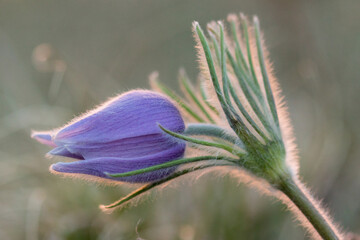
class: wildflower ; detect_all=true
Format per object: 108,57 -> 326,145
32,13 -> 345,239
128,15 -> 342,239
32,90 -> 186,182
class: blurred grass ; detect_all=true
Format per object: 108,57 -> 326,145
0,0 -> 359,239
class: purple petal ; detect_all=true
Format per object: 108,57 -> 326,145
31,131 -> 56,147
48,147 -> 84,160
54,90 -> 184,145
59,133 -> 184,159
50,145 -> 184,183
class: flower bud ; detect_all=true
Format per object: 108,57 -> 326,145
32,90 -> 185,182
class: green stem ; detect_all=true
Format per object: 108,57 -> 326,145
278,177 -> 340,240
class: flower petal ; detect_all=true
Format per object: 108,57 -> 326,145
48,146 -> 84,160
53,90 -> 185,145
31,131 -> 56,147
50,145 -> 185,183
59,134 -> 184,159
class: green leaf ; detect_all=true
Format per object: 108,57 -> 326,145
208,31 -> 221,64
199,81 -> 219,115
253,16 -> 280,133
179,70 -> 215,123
240,14 -> 260,90
159,124 -> 245,156
219,22 -> 232,106
194,22 -> 229,116
228,17 -> 249,73
195,22 -> 258,147
227,77 -> 269,141
185,123 -> 242,146
151,77 -> 206,122
194,23 -> 241,134
100,162 -> 237,211
106,155 -> 238,178
226,50 -> 274,138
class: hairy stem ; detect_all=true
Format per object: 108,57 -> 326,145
278,177 -> 340,240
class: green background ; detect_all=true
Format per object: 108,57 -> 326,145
0,0 -> 359,239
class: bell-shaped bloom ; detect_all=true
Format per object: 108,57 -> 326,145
32,90 -> 186,183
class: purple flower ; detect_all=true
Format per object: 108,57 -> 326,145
32,90 -> 185,183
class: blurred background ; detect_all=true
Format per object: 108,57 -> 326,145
0,0 -> 359,239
